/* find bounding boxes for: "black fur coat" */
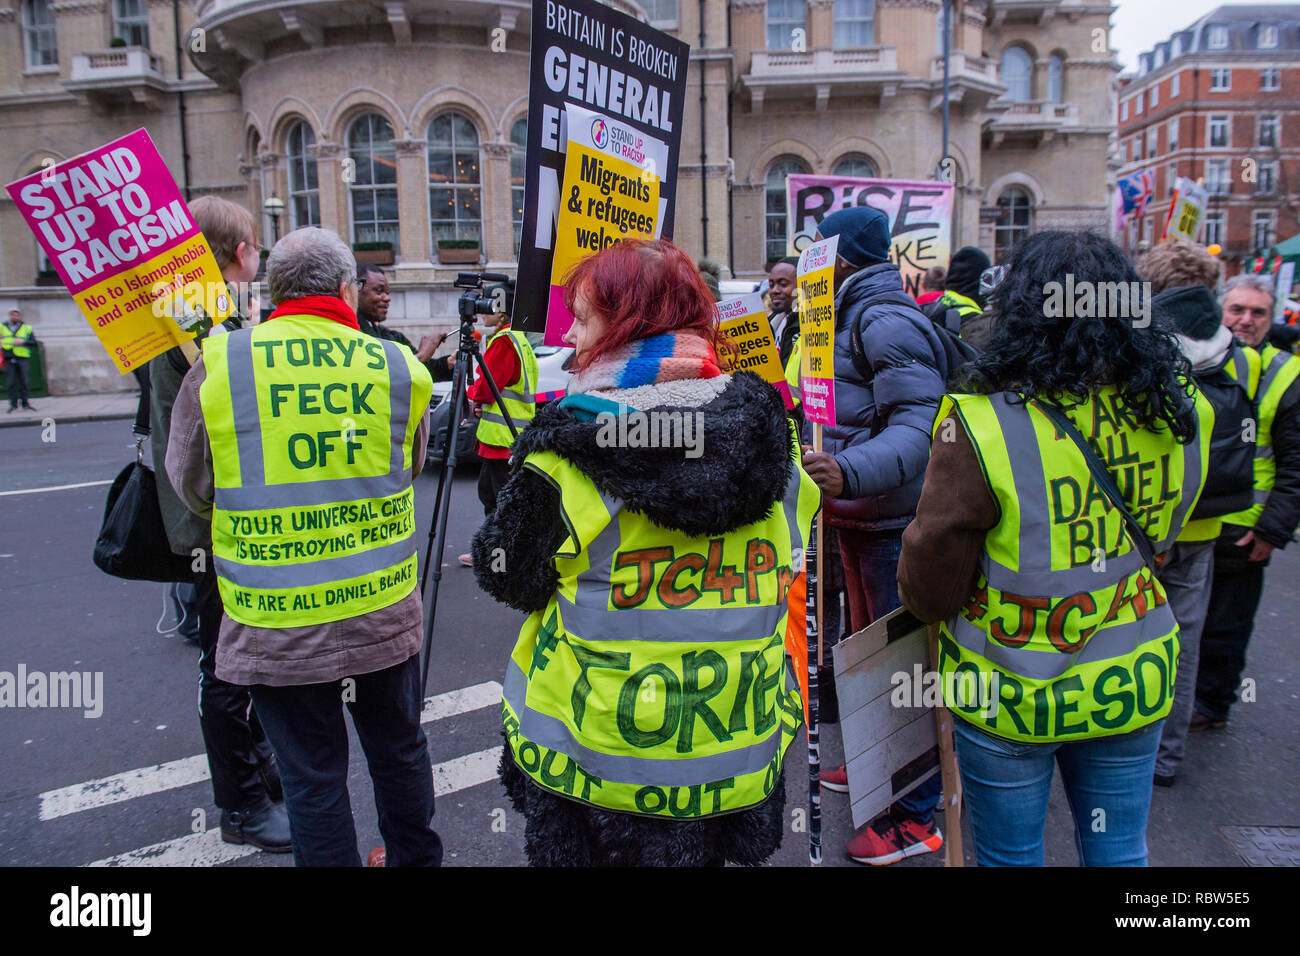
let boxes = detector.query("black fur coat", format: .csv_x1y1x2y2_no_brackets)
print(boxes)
472,370,798,866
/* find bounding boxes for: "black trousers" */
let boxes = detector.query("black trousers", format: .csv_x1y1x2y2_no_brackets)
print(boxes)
5,356,29,407
477,457,511,516
1195,558,1267,722
195,567,276,813
250,654,443,867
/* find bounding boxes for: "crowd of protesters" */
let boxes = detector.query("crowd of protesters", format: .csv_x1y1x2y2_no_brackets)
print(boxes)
138,181,1297,868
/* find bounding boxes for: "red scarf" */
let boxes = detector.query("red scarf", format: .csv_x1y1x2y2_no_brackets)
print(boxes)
266,295,359,330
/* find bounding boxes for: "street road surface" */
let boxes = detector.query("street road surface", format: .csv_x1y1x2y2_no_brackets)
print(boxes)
1,421,1294,866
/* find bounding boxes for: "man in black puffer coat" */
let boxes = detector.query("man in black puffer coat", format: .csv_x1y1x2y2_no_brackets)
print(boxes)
799,206,952,865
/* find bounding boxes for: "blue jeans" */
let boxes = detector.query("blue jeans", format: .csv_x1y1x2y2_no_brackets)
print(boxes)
249,654,444,867
953,717,1164,866
838,526,942,824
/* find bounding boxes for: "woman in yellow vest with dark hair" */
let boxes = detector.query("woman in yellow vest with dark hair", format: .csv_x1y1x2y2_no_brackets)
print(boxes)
472,239,819,866
898,231,1212,866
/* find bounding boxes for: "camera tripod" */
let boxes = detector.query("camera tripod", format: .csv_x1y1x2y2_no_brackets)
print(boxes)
418,273,519,693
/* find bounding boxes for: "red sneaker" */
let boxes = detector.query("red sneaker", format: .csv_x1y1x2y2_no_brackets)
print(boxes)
820,765,849,793
367,847,387,867
846,814,943,866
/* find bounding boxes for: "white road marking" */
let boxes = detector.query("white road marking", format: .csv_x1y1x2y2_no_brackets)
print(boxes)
89,827,262,868
87,746,503,867
40,681,503,821
0,479,113,497
432,746,501,796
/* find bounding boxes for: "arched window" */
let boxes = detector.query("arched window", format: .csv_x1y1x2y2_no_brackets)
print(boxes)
112,0,149,47
510,118,528,256
1000,47,1033,102
21,0,57,67
832,154,878,179
765,156,809,265
994,187,1032,263
428,111,482,245
833,0,874,48
286,121,320,229
1047,54,1065,103
766,0,806,50
348,113,399,247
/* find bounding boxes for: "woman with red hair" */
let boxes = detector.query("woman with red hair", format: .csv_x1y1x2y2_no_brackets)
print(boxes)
472,239,819,866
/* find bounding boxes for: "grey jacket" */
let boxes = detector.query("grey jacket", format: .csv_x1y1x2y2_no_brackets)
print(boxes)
817,263,949,529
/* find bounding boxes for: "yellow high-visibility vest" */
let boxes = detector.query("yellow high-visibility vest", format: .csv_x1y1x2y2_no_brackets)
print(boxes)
1,323,34,358
199,313,432,627
475,327,538,449
1219,343,1300,528
935,387,1211,742
502,422,821,818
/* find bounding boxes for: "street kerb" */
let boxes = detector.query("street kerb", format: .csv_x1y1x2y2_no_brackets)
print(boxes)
833,607,965,867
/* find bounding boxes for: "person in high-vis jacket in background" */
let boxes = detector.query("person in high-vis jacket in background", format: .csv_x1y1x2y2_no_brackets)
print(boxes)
1136,240,1260,788
1196,274,1300,732
167,226,442,867
472,239,819,866
3,308,37,412
898,231,1211,867
458,292,538,567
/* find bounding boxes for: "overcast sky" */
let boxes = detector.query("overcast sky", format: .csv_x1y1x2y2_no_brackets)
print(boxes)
1110,0,1296,71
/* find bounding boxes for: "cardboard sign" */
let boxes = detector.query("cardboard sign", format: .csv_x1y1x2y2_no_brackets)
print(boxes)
514,0,689,337
716,292,792,408
543,103,667,344
833,607,942,829
786,175,954,298
5,129,232,373
1162,177,1208,243
797,235,838,427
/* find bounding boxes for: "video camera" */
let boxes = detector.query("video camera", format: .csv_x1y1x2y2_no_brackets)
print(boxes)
454,271,515,321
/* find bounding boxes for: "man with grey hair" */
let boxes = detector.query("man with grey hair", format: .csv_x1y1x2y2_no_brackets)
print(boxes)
1196,272,1300,732
166,226,443,865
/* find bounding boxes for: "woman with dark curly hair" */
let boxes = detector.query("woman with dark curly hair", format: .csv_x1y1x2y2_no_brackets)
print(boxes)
471,239,820,866
897,231,1213,866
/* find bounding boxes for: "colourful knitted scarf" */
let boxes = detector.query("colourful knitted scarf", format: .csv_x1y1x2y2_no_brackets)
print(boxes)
567,332,721,395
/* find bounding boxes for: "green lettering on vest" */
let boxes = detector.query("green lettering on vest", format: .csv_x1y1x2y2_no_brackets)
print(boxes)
569,643,630,730
617,663,681,748
1090,664,1135,729
989,671,1030,735
677,650,731,753
1051,674,1088,735
667,785,702,818
1133,651,1168,717
634,785,667,813
286,339,309,366
1051,475,1082,522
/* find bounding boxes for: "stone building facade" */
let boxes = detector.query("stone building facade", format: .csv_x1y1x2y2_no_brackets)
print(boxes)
1,0,1117,393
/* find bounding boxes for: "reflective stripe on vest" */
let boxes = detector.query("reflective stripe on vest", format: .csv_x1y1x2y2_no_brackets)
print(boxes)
501,424,820,817
1220,344,1300,527
1,323,34,358
935,388,1211,742
199,315,432,627
475,328,537,448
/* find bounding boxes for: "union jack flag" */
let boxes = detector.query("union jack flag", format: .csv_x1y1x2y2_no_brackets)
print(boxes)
1117,170,1155,223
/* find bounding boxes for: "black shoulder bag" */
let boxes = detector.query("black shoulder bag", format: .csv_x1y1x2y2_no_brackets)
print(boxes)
92,366,195,582
1033,399,1158,571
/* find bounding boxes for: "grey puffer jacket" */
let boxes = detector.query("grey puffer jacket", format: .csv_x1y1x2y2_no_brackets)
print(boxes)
817,263,949,530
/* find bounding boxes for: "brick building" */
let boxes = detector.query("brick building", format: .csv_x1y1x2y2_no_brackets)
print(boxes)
1116,4,1300,275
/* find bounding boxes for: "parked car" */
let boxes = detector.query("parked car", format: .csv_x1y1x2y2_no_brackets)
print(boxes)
425,381,479,469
